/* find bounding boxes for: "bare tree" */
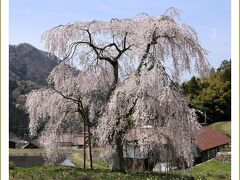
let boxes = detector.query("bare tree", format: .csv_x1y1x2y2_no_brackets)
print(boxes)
25,62,111,168
39,8,209,171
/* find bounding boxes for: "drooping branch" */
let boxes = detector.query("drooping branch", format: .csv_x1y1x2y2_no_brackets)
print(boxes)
25,62,111,165
137,28,177,74
42,7,209,81
97,62,201,168
38,8,209,171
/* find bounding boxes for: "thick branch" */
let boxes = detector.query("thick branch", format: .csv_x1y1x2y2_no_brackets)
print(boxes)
137,30,176,74
64,29,131,67
55,89,79,103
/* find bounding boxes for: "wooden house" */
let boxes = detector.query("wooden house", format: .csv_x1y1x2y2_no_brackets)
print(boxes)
59,133,86,148
123,127,177,171
123,126,231,171
194,126,231,163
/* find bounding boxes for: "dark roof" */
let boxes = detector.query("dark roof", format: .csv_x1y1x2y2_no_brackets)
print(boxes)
124,126,231,152
21,139,41,149
22,142,39,149
195,126,231,151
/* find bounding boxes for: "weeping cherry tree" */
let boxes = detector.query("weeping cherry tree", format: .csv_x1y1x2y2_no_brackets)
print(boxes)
97,62,202,171
25,62,112,167
39,8,209,171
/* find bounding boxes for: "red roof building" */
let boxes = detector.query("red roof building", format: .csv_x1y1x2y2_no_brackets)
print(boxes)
194,126,230,163
195,126,230,151
123,126,231,167
59,133,86,147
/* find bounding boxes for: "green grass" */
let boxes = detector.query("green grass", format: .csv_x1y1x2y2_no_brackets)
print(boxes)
10,165,195,180
69,149,109,169
9,148,44,156
175,159,231,180
10,149,231,179
209,121,231,136
9,160,231,180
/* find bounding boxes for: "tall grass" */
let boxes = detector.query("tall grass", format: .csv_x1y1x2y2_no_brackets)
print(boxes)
209,121,231,136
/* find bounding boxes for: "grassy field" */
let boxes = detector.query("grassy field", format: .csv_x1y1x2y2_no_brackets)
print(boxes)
70,149,109,169
209,121,231,136
9,159,230,179
175,159,231,180
10,165,195,180
9,148,44,156
10,149,231,179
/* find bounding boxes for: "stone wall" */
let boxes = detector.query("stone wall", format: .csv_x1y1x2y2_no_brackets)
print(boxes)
215,152,231,163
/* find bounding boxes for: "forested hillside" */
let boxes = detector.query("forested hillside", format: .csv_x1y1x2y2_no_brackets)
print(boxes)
181,60,231,123
9,43,58,137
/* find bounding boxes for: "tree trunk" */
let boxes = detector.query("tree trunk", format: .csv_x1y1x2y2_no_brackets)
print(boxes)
83,121,86,169
112,135,125,172
106,62,126,171
108,62,118,98
108,62,125,172
87,122,93,169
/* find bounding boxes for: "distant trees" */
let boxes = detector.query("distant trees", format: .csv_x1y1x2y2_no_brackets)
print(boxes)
181,60,231,123
26,8,210,171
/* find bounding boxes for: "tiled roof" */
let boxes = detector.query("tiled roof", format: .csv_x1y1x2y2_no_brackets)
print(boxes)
124,126,231,152
195,126,231,151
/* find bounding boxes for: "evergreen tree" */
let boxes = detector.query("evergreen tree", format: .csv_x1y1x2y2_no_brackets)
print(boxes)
182,60,231,123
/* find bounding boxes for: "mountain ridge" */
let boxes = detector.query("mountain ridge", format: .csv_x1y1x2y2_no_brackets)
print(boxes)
9,43,58,137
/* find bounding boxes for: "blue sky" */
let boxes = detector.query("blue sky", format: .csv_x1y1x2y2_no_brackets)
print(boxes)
10,0,231,73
